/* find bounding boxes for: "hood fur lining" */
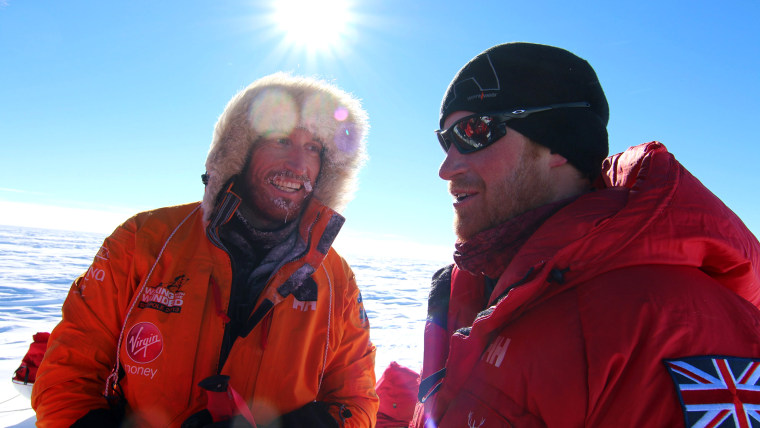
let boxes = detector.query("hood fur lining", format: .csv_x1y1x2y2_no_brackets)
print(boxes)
202,72,369,220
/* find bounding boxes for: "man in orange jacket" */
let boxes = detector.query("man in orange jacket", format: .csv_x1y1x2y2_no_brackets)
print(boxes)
413,42,760,427
32,73,378,427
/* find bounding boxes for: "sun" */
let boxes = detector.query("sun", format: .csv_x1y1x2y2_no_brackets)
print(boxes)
272,0,353,53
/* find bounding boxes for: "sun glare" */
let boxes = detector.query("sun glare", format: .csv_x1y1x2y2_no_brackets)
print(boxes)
272,0,352,53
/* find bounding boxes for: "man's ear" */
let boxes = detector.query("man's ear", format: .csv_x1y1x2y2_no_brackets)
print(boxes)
548,152,569,168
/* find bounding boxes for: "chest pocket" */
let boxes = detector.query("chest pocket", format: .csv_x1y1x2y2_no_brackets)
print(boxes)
119,269,218,426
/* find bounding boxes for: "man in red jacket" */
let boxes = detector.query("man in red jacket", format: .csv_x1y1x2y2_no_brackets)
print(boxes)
412,42,760,427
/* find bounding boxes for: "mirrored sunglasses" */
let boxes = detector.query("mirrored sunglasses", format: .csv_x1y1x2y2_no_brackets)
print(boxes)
436,102,591,154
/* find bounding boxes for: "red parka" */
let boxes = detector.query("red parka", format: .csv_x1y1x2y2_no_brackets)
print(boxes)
412,142,760,427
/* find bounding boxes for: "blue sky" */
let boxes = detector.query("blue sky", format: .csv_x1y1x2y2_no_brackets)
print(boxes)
1,0,759,260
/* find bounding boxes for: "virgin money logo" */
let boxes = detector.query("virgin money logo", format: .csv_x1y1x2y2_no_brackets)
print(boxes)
126,322,163,363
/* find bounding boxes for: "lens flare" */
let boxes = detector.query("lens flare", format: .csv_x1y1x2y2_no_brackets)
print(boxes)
334,122,357,153
301,91,338,132
249,89,298,137
334,106,349,121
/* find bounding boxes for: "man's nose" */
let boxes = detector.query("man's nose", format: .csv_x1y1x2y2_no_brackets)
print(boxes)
439,145,467,180
284,146,309,174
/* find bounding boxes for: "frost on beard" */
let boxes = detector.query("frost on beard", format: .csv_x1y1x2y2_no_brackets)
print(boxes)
273,197,294,224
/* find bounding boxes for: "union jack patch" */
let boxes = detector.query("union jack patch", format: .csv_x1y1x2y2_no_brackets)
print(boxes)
664,355,760,428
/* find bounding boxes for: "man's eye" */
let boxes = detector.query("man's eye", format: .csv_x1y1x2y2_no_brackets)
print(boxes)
277,138,290,145
307,143,323,153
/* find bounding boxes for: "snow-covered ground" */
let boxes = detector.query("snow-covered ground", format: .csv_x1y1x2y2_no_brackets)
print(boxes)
0,225,447,426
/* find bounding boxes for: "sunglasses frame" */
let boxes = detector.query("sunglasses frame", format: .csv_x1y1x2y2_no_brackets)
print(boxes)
436,101,591,154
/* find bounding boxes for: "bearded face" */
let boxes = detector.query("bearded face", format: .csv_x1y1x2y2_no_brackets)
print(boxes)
237,128,323,230
439,112,556,242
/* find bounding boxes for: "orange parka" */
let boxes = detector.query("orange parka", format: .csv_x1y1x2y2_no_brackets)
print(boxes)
32,192,378,427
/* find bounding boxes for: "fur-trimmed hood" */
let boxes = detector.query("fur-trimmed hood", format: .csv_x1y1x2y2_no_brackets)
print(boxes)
202,72,369,221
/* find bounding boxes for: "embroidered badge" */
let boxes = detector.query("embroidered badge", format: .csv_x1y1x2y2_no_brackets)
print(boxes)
664,355,760,427
138,274,187,313
357,292,369,329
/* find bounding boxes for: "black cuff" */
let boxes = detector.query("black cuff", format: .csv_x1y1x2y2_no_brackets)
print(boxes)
70,408,120,428
266,401,340,428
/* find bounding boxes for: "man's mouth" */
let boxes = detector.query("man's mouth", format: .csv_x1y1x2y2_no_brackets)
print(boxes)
454,192,472,202
270,177,302,192
268,173,313,194
450,180,478,204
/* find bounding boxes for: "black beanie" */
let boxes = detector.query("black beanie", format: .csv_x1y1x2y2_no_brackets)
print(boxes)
440,42,609,179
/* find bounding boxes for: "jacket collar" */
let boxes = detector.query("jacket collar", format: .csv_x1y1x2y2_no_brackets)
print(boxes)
453,198,573,279
206,180,345,299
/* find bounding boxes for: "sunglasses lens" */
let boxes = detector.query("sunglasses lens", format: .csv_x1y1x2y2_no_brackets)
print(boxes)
452,116,494,153
438,114,508,154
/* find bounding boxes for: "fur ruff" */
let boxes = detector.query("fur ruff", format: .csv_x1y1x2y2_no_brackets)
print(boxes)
202,72,369,220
